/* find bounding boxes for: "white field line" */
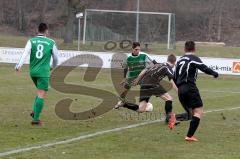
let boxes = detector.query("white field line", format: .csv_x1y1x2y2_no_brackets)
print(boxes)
1,106,240,157
201,90,240,94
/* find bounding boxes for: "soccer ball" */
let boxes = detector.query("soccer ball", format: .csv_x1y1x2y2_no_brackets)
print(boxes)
145,102,153,112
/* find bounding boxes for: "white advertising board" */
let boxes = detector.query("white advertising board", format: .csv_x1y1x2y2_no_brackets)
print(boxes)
0,47,240,75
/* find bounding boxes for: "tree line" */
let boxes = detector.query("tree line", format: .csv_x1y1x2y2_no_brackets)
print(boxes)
0,0,240,45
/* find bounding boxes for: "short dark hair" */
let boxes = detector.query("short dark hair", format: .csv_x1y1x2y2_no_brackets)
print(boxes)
132,42,140,49
167,54,176,64
38,23,48,33
185,41,195,52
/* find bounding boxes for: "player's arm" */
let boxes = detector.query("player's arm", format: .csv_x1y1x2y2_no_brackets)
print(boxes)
145,54,157,66
119,59,128,86
132,58,154,86
121,57,128,78
15,40,31,71
193,57,218,78
51,43,59,69
123,67,128,78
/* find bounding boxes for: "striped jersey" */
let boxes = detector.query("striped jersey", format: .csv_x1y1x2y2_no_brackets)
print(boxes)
141,63,174,84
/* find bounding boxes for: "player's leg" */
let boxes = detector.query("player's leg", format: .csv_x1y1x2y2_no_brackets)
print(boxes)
185,107,203,141
175,112,192,121
121,85,151,112
122,102,139,111
30,96,38,118
122,100,149,112
160,93,176,129
120,78,132,99
33,89,47,121
120,88,129,100
30,77,38,118
115,87,130,109
172,91,192,128
160,93,173,121
115,80,131,109
177,90,192,121
138,101,148,112
185,87,203,141
175,105,192,121
137,85,151,112
31,77,49,125
157,81,174,124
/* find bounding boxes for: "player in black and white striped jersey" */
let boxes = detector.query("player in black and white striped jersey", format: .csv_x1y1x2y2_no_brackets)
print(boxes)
120,54,178,129
174,41,219,141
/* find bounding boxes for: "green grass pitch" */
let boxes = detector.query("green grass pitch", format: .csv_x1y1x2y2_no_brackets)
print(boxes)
0,64,240,159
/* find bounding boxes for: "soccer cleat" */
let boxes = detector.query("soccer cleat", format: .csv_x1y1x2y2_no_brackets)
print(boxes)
168,113,176,130
166,113,180,126
31,120,42,126
114,97,125,109
114,101,124,109
185,136,199,142
30,111,34,119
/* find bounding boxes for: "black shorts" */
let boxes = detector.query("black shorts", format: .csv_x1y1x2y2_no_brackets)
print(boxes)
139,84,167,102
178,84,203,109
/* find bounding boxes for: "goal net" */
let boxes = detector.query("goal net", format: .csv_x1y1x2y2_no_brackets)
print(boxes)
83,9,176,50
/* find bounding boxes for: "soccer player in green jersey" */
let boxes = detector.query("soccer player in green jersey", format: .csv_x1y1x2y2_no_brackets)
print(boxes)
119,54,179,129
115,42,155,108
15,23,59,126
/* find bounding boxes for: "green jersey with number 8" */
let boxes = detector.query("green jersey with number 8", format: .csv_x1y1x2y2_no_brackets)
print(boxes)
29,36,56,77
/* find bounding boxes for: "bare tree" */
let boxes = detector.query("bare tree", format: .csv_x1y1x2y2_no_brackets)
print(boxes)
16,0,25,31
0,0,4,24
39,0,48,22
64,0,87,43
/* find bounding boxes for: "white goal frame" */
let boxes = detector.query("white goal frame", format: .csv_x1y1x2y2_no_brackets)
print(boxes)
83,9,175,49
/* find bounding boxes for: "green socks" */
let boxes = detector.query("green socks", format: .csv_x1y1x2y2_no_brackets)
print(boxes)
32,96,38,111
33,96,44,121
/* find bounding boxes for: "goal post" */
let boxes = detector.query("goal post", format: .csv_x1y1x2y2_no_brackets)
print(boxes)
83,9,175,49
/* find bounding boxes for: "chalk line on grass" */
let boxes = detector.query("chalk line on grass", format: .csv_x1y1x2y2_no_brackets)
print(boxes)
1,106,240,157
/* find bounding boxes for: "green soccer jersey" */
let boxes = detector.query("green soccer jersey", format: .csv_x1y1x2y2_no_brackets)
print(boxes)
29,35,56,77
124,52,152,80
15,35,59,77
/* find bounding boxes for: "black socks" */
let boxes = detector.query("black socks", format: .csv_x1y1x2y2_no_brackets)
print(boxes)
123,102,139,111
187,116,200,137
165,100,173,115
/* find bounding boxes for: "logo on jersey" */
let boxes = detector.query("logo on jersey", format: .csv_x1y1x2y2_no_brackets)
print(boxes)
232,62,240,73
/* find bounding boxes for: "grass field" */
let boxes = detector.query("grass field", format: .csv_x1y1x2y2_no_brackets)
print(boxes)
1,64,240,159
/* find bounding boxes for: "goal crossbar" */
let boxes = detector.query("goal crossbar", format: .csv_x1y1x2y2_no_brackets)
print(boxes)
85,9,173,16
